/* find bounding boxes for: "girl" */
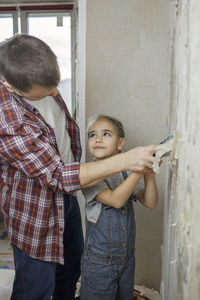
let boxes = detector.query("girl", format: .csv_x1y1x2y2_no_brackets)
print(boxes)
80,115,158,300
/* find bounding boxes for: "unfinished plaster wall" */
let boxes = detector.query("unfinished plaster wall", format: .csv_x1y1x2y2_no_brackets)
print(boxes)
86,0,170,290
161,1,200,299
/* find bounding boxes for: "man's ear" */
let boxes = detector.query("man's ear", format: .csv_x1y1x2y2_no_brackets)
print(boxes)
118,137,125,152
4,81,15,93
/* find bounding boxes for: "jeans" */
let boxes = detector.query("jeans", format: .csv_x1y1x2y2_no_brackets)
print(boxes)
53,194,84,300
80,197,136,300
11,194,84,300
81,249,135,300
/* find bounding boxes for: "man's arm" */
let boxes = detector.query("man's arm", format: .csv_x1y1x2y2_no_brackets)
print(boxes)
95,172,142,209
79,145,156,188
0,105,156,193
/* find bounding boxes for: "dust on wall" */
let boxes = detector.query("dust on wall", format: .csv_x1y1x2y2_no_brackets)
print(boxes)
161,1,200,299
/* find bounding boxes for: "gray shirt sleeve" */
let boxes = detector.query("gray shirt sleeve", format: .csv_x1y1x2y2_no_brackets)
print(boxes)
82,181,108,205
82,181,108,223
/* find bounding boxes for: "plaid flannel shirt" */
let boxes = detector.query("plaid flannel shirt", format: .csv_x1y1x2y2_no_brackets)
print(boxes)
0,81,81,264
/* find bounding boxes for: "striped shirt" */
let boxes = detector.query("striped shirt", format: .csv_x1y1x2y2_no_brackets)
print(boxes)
0,81,81,264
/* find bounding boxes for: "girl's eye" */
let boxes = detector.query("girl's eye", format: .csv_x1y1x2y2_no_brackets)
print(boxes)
88,133,95,138
104,132,111,136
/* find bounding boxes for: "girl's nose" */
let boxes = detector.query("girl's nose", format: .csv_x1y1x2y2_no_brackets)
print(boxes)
95,136,103,143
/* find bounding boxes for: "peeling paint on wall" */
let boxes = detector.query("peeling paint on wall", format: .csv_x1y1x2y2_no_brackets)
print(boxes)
162,1,200,299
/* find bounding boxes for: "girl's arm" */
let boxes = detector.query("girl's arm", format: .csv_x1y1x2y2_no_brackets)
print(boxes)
135,173,158,209
95,172,143,209
79,145,157,188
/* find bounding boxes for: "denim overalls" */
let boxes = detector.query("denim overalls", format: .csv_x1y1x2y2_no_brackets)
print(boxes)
81,173,136,300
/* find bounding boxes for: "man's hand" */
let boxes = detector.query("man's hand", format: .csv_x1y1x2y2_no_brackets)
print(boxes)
124,144,157,173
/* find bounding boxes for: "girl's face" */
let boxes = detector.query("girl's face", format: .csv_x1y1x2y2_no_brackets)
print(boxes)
88,118,125,160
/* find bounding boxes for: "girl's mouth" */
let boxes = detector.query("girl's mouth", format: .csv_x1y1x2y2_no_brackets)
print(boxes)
94,146,105,149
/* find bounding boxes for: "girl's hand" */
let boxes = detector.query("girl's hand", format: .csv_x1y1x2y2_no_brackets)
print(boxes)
144,171,156,178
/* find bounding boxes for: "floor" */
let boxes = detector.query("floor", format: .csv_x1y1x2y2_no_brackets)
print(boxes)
134,285,161,300
0,221,15,300
0,269,15,300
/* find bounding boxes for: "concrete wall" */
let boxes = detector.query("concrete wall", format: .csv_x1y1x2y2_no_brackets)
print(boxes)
86,0,170,290
161,1,200,299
